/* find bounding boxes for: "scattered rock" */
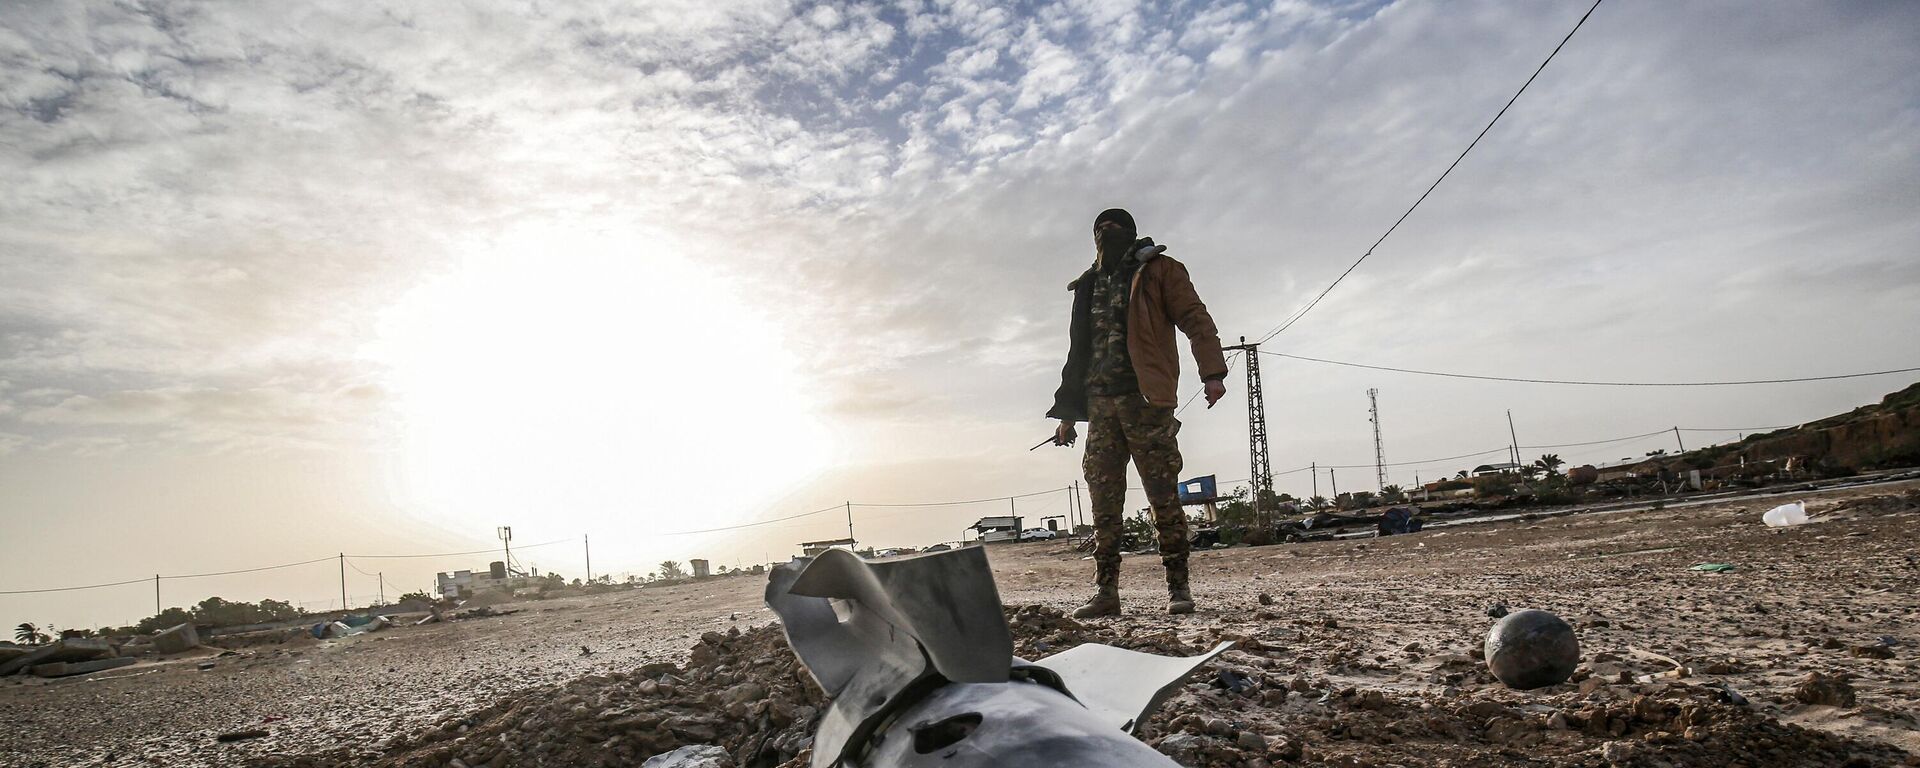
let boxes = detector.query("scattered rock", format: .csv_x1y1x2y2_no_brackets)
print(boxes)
1791,672,1856,707
642,744,733,768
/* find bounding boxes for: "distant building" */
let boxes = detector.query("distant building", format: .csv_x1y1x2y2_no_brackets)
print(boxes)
800,538,857,557
1592,458,1661,483
968,516,1022,543
690,559,710,578
435,561,538,599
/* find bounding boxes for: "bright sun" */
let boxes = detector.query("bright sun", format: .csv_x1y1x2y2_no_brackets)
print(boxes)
368,224,832,550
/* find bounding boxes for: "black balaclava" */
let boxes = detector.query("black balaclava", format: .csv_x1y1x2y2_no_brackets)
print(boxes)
1093,208,1137,266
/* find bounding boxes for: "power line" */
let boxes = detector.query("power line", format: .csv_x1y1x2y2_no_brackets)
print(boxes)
167,556,337,580
1521,429,1671,449
1261,350,1920,387
346,538,573,559
0,577,151,596
853,488,1064,508
1321,447,1512,470
1255,0,1607,344
649,504,848,536
0,556,336,596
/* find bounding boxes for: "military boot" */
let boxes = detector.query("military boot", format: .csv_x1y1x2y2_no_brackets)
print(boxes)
1166,586,1195,615
1165,559,1195,614
1072,588,1121,619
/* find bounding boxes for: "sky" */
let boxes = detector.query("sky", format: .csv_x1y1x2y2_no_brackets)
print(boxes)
2,0,1917,631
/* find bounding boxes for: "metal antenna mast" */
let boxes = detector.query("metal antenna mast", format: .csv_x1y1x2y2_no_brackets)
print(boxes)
1368,388,1386,490
1223,337,1273,528
497,526,519,577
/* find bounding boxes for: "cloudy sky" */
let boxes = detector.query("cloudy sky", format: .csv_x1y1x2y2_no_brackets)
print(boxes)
3,0,1916,630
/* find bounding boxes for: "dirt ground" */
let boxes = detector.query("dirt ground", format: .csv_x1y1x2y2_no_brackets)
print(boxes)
3,480,1917,767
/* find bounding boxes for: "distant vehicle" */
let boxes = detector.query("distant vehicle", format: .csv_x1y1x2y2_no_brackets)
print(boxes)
873,548,902,558
1018,528,1057,541
923,543,953,552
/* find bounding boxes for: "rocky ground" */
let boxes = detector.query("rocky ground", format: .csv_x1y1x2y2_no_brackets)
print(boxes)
3,480,1917,767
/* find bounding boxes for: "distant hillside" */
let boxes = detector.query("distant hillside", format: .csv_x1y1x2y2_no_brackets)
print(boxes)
1705,381,1920,471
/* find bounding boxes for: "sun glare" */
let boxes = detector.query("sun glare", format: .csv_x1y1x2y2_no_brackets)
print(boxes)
367,225,833,548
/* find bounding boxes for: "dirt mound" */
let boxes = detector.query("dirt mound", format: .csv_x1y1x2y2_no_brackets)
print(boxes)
252,604,1912,768
250,622,825,768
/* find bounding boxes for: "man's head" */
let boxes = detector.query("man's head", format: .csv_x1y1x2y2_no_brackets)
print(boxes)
1093,208,1136,258
1094,208,1135,234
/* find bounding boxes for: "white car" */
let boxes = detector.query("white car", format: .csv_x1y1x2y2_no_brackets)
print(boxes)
1018,528,1058,541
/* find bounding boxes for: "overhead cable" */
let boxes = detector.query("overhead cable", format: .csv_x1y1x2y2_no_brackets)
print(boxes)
1262,350,1920,387
1255,0,1607,343
348,538,573,559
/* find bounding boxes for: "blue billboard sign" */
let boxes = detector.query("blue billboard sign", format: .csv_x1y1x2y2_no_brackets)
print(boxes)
1177,475,1218,504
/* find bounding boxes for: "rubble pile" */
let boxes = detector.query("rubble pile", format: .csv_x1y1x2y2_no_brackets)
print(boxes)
253,624,827,768
254,598,1914,768
1134,666,1912,767
0,638,133,679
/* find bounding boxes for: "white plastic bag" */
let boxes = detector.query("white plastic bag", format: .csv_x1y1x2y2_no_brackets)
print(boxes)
1762,501,1809,527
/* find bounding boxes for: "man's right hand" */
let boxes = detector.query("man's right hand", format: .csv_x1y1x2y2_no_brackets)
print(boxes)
1054,420,1078,447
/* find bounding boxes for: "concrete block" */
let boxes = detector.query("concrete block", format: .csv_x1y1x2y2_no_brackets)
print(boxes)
152,623,201,654
0,638,115,676
28,656,137,678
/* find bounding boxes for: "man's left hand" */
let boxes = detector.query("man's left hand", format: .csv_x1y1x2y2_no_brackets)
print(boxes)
1203,378,1227,408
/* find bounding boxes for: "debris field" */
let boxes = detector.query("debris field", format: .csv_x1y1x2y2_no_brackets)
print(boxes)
2,481,1916,767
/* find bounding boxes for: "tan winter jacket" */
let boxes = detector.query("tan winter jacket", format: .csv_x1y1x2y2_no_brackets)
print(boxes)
1048,242,1229,421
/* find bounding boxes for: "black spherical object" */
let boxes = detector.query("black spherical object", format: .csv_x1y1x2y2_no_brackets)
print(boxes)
1484,609,1579,690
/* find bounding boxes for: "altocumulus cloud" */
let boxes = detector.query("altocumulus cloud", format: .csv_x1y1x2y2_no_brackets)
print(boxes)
0,0,1915,467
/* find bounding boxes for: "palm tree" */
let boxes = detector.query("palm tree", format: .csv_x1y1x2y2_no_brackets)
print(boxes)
658,561,685,580
14,622,50,645
1306,495,1328,510
1534,454,1565,476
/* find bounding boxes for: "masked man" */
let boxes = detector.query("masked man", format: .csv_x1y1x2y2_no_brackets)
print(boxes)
1048,208,1228,617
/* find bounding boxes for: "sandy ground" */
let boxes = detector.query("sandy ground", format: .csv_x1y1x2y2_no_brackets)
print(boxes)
3,479,1917,767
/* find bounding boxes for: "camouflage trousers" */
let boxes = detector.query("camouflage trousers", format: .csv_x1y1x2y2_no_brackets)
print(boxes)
1084,393,1191,597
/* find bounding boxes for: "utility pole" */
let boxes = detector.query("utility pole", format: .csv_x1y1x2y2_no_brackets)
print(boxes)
154,574,161,614
378,572,386,605
1672,427,1686,453
1506,410,1522,468
1330,468,1339,500
584,534,593,583
1368,388,1386,491
338,553,347,611
1310,462,1318,500
845,502,854,545
1073,481,1088,531
498,526,515,576
1222,336,1273,529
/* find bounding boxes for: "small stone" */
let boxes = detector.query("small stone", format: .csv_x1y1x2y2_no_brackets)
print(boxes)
641,744,732,768
1236,731,1265,751
1791,672,1856,707
1258,593,1274,606
1850,644,1895,660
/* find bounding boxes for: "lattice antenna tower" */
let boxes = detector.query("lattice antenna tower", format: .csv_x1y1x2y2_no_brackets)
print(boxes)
1224,337,1273,525
1368,388,1387,490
